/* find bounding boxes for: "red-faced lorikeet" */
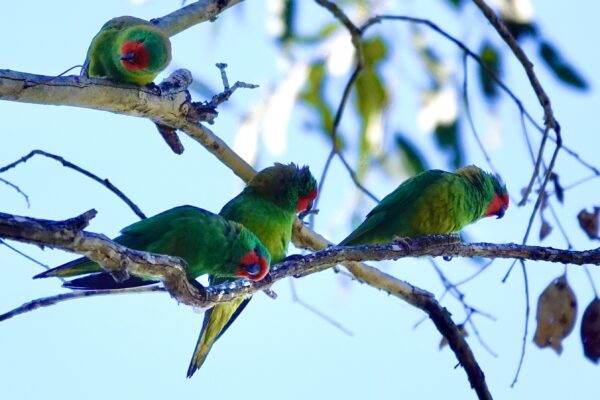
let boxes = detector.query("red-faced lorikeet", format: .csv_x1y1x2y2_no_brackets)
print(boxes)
35,206,271,287
186,163,318,377
339,165,509,246
83,16,171,86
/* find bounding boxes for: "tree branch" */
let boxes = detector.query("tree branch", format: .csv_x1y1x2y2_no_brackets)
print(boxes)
0,70,191,126
0,210,206,307
152,0,243,37
3,210,599,307
13,210,600,399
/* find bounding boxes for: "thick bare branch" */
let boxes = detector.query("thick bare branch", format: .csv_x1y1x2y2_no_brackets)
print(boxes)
3,210,599,309
153,0,243,37
0,70,189,126
0,210,206,308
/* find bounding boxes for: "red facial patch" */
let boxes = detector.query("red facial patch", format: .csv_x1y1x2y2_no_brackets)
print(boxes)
237,252,269,282
296,189,318,212
120,41,150,71
485,193,509,218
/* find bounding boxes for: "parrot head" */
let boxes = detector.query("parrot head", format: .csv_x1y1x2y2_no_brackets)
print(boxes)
295,166,318,213
456,165,509,219
236,244,270,281
117,26,171,78
247,163,318,214
120,40,150,71
484,174,509,219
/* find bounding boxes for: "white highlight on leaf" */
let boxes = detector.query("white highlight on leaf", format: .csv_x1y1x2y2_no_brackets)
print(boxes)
366,110,384,156
266,0,285,37
233,64,309,159
495,0,534,23
262,64,308,156
417,85,458,132
485,112,503,151
326,35,355,77
233,106,262,165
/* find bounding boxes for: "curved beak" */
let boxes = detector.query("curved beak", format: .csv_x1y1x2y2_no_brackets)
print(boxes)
245,263,260,276
121,52,136,63
496,206,507,219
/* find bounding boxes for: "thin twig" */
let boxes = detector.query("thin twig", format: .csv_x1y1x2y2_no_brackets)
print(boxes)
583,266,598,298
361,14,597,178
0,177,30,207
337,153,380,203
461,54,499,176
288,279,353,336
0,286,165,322
519,128,550,207
0,150,146,220
453,260,494,288
511,260,531,387
0,239,65,283
430,259,497,357
466,317,498,358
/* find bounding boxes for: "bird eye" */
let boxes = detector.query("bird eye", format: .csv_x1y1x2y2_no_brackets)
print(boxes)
245,263,260,276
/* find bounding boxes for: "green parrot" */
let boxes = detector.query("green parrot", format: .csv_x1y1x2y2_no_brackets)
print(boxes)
186,163,318,378
34,206,271,288
339,165,509,246
83,16,172,86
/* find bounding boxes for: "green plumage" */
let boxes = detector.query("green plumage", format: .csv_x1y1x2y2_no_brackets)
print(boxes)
339,166,508,246
83,16,171,85
186,163,317,378
35,206,271,287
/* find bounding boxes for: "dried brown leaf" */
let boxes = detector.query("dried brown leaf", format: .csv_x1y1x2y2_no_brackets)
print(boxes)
550,172,564,203
577,207,600,240
533,275,577,354
539,219,553,241
581,298,600,363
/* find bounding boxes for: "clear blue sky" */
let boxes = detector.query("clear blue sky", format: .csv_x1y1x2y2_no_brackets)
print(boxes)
1,1,599,399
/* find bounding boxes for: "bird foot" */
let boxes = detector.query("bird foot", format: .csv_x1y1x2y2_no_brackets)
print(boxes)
261,272,274,285
188,279,207,299
145,82,162,96
446,233,461,244
281,253,305,263
392,236,413,252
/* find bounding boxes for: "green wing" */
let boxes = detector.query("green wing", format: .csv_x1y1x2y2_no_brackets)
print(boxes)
339,170,448,245
35,206,231,280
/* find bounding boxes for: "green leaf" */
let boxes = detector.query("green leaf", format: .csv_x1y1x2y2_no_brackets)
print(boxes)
394,133,429,175
539,40,589,90
355,37,389,177
478,41,502,103
299,62,336,145
278,0,296,44
445,0,465,8
502,20,538,40
411,28,445,87
434,119,463,169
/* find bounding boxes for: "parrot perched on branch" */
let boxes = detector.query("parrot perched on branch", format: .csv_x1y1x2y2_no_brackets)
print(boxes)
186,163,318,378
339,165,509,246
34,206,271,287
83,16,172,86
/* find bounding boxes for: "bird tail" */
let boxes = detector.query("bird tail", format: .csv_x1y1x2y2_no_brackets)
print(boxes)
62,272,157,290
186,297,251,378
33,257,101,279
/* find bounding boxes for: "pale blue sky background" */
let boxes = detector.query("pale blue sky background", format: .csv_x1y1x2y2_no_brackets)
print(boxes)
1,1,600,399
